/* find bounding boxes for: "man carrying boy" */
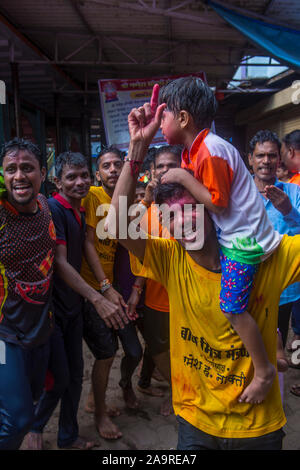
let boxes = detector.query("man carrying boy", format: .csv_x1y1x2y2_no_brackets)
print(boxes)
156,77,283,404
25,151,126,450
106,89,300,449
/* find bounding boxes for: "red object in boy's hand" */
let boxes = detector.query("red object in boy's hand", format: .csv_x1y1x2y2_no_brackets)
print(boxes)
150,84,160,115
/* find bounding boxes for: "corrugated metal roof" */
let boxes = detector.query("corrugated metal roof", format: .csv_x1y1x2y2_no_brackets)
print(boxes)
0,0,298,116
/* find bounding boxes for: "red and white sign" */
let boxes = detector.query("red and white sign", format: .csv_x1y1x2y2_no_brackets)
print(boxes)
98,72,206,150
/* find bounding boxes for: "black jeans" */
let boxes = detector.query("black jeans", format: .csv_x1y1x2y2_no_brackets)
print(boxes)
31,314,84,448
137,344,156,389
0,340,50,450
177,416,285,450
278,301,294,347
83,299,142,390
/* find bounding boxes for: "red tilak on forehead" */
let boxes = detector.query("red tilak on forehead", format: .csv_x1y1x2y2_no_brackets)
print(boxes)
166,195,196,208
4,149,36,162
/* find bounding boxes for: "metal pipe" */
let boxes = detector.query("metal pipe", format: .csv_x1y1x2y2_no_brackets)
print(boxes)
10,62,22,138
15,60,289,67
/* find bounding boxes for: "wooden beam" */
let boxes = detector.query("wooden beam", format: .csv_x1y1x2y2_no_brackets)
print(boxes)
10,62,21,137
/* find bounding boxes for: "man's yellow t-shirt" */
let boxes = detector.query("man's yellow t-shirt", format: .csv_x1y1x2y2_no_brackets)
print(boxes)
130,234,300,439
141,204,170,312
81,186,118,288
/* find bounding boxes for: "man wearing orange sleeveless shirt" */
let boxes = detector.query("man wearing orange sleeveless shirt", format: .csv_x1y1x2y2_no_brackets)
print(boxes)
136,145,182,415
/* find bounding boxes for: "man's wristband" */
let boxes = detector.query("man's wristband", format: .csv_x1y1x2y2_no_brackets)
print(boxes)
99,278,112,294
124,155,144,163
124,156,143,177
132,284,143,295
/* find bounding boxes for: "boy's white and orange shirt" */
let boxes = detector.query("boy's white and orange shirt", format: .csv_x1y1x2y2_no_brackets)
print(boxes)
130,234,300,438
181,129,282,264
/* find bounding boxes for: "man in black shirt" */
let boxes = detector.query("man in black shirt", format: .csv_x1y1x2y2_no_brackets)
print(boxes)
0,138,56,450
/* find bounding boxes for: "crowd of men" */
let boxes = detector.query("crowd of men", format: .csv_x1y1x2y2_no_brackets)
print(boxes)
0,78,300,451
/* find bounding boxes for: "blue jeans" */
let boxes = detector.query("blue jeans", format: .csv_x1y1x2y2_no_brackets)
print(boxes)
31,314,83,448
177,416,285,450
0,340,50,450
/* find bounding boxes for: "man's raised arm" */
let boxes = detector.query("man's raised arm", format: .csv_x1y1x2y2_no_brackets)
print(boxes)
107,85,166,260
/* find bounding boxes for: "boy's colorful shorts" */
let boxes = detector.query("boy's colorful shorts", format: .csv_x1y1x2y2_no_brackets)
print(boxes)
219,251,259,315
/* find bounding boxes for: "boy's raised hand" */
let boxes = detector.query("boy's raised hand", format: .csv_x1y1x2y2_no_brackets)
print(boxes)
128,84,166,149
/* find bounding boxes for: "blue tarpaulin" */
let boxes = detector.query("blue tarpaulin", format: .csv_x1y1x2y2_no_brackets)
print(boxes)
208,1,300,70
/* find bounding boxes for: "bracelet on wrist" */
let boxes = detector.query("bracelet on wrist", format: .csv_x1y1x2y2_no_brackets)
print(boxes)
100,284,111,294
124,156,144,163
99,278,112,294
124,157,143,177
